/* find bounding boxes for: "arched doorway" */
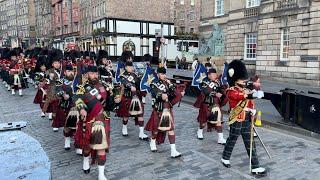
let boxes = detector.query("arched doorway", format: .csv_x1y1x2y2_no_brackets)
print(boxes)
123,39,135,56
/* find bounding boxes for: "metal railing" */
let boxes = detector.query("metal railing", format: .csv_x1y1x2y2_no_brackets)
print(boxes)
276,0,298,10
244,7,260,17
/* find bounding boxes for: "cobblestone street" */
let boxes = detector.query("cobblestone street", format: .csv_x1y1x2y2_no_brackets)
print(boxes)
1,86,320,180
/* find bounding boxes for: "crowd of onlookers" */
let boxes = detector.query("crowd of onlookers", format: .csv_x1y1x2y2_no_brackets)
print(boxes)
175,56,215,71
175,56,189,70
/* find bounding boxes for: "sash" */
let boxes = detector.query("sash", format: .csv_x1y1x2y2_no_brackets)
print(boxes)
228,99,249,125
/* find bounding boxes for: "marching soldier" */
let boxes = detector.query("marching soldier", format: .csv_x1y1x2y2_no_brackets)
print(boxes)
193,67,227,144
116,61,148,139
43,50,63,124
33,55,49,117
221,60,267,176
145,64,186,157
8,49,27,96
73,65,110,180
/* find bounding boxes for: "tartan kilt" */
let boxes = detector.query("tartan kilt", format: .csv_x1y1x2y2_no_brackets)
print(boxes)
9,74,27,89
52,107,68,128
145,109,175,132
116,96,144,117
74,120,85,149
197,103,221,131
33,89,44,104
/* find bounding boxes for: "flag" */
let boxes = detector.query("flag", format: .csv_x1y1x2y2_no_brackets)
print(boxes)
192,63,208,90
192,62,201,86
220,62,229,86
140,65,158,93
115,61,125,83
72,75,81,94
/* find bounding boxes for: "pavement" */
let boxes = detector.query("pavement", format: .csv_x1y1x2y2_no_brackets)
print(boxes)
1,80,320,180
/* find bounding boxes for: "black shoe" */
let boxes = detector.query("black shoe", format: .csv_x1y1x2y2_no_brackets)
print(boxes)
171,154,182,158
122,134,128,137
83,169,90,174
221,158,231,168
65,147,70,151
197,137,204,140
139,137,149,141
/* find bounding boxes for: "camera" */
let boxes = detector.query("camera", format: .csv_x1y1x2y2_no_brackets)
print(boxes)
245,80,254,90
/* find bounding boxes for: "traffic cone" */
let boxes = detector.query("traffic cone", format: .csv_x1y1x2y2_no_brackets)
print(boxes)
255,111,262,127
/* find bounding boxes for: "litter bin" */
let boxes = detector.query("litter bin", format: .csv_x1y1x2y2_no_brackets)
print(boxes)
295,92,320,134
280,88,300,123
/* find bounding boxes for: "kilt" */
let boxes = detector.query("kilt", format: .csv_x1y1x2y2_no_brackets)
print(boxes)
75,114,110,151
33,89,46,109
116,96,144,117
52,107,69,128
9,74,27,89
45,99,59,113
145,109,175,144
197,103,222,131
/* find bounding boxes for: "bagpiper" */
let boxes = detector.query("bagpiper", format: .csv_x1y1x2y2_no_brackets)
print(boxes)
145,64,186,157
33,53,49,117
221,60,267,176
73,65,110,180
117,61,148,140
43,49,63,125
8,49,27,96
193,67,227,144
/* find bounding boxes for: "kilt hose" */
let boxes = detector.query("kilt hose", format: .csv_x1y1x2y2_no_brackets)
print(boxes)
222,114,260,169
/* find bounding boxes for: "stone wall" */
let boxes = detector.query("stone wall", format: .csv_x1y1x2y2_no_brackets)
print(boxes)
106,0,173,23
200,0,320,86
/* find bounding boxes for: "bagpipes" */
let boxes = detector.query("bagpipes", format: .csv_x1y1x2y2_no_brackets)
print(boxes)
42,79,63,112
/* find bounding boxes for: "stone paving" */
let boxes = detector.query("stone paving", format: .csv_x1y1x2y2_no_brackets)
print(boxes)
1,85,320,180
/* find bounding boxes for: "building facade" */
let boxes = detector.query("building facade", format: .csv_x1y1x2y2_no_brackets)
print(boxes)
0,0,36,48
51,0,80,50
35,0,52,47
200,0,320,86
89,0,175,59
173,0,201,36
79,0,93,51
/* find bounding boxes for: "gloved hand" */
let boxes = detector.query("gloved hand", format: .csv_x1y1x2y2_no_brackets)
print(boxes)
252,90,264,99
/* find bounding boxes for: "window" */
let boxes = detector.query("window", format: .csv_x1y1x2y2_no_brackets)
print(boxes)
189,11,195,21
280,28,290,60
215,0,224,16
180,26,185,33
190,28,194,33
191,0,195,6
180,0,184,5
246,0,260,8
179,11,184,20
244,33,257,60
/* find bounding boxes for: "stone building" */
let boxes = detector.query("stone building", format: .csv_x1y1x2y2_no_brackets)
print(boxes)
35,0,52,47
51,0,80,50
79,0,94,51
173,0,201,35
88,0,175,59
0,0,36,48
200,0,320,86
